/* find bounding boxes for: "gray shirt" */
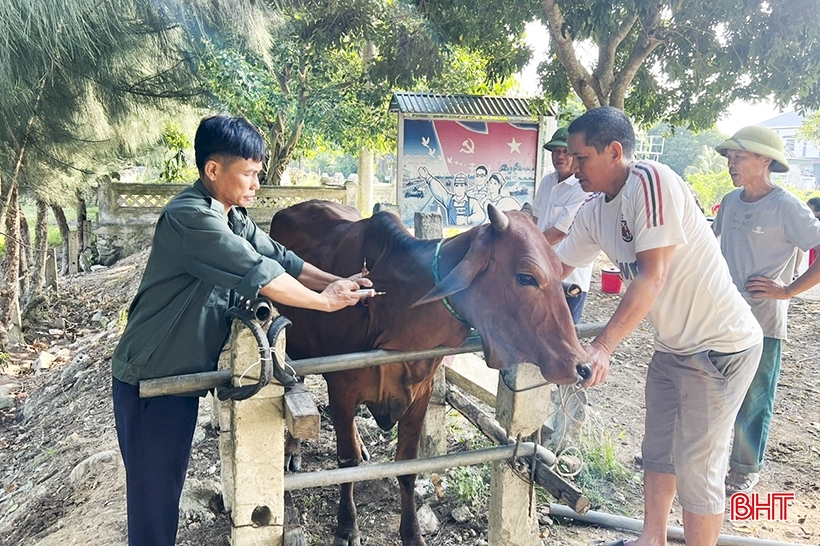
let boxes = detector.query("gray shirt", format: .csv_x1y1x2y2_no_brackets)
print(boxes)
713,186,820,339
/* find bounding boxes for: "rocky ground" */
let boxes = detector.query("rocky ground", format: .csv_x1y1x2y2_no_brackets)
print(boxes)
1,249,818,546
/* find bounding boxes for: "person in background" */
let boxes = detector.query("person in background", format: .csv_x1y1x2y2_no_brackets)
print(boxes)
532,126,593,324
112,114,371,546
468,163,491,205
419,166,485,226
558,107,762,546
713,126,820,494
484,171,521,212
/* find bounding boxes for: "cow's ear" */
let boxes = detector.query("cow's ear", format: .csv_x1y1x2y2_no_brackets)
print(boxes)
412,238,490,307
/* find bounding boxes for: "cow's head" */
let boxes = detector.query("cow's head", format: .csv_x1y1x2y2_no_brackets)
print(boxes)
415,205,591,385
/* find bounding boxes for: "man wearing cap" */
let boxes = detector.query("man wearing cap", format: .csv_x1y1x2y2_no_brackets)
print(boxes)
713,126,820,493
532,126,593,323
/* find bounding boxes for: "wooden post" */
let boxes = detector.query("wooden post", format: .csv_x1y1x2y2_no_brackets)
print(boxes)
67,231,80,274
45,249,58,291
220,316,286,546
414,212,447,459
488,363,553,546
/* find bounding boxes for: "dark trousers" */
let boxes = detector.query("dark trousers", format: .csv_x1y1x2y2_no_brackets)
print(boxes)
113,377,199,546
565,290,587,325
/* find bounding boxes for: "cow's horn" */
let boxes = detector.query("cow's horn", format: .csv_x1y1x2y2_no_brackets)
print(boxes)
487,204,509,232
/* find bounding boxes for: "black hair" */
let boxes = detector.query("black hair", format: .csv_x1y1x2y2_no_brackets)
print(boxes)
808,196,820,214
475,164,488,175
488,172,506,186
194,114,266,173
568,107,635,159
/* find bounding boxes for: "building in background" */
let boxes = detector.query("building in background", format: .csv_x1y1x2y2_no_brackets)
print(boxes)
759,112,819,190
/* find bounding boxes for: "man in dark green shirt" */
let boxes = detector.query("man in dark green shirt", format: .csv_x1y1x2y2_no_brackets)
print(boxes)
112,114,370,546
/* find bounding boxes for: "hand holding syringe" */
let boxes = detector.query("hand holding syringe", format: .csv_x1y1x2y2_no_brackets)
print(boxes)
354,289,386,299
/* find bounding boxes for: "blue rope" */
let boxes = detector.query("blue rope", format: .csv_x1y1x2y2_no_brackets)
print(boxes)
432,239,469,324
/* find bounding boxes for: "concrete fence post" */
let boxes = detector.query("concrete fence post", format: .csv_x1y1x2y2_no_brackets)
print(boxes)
488,363,553,545
218,315,286,546
45,249,58,291
344,180,359,210
67,231,80,274
414,212,448,459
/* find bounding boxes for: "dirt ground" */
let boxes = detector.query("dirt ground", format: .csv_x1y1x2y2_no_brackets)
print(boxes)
1,249,818,546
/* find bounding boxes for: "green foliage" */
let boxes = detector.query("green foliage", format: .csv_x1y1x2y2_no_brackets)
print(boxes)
536,0,820,129
420,46,517,96
196,0,537,184
448,464,491,506
414,0,539,83
650,124,726,177
158,122,196,184
797,111,820,146
733,0,820,114
783,188,820,205
687,169,734,211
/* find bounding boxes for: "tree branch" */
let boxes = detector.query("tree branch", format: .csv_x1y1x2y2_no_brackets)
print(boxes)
595,13,639,99
541,0,599,109
610,5,665,109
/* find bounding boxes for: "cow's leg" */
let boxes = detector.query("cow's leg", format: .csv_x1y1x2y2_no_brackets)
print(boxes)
329,400,363,546
395,388,433,546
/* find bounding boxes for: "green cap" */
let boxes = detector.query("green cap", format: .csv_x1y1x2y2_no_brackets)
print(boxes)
544,127,569,151
715,126,790,173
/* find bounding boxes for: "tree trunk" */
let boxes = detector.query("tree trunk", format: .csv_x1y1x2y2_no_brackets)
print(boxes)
265,114,304,186
18,213,32,308
27,199,49,301
50,204,70,275
76,189,89,251
541,0,664,112
0,183,21,331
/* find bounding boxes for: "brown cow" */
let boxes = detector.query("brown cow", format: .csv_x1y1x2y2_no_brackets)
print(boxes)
270,201,591,546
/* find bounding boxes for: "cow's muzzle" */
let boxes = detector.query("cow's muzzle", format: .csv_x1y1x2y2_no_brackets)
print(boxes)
576,363,592,384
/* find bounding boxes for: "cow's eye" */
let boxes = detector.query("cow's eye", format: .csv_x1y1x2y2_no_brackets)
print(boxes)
516,273,538,287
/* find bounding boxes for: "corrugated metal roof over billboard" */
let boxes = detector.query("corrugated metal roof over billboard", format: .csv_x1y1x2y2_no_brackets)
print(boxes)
389,92,536,118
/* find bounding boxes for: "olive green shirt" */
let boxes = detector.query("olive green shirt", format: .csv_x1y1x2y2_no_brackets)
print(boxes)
112,180,304,385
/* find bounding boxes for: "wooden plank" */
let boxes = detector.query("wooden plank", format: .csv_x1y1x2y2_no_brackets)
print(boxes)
444,353,498,407
446,384,589,515
284,383,320,440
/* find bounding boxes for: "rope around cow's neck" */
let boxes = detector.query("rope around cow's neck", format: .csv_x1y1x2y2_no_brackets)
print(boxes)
432,239,470,324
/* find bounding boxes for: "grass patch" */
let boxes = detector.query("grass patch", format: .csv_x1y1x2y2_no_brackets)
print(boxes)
448,463,491,506
573,430,640,515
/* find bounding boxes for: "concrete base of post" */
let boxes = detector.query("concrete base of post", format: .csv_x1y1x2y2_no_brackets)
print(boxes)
218,319,286,545
419,364,447,458
489,363,552,546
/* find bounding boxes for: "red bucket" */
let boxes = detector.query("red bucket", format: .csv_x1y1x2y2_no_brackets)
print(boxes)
601,266,623,294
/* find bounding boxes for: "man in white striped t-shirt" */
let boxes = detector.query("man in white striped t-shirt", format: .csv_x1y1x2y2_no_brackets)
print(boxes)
556,107,762,546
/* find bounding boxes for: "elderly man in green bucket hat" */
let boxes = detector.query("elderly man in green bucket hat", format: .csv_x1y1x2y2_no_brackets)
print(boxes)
532,126,593,324
713,125,820,493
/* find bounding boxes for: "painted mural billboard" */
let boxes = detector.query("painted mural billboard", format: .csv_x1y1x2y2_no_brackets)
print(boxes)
398,118,541,227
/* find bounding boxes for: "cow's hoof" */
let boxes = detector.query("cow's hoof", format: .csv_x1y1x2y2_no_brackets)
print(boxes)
286,453,302,473
333,534,361,546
